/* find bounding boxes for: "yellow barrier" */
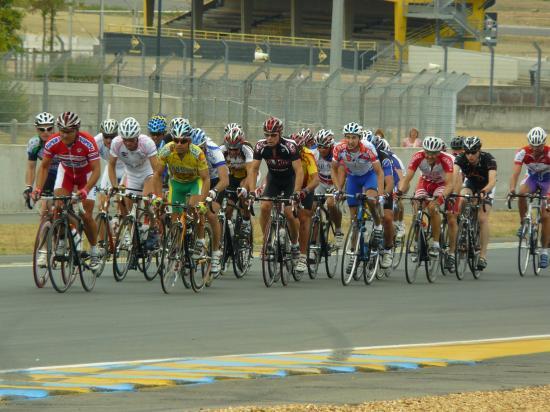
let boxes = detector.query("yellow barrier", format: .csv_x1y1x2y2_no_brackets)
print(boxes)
106,24,377,51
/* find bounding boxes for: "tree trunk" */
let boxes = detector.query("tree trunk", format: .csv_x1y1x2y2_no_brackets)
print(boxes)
41,12,47,62
49,10,55,53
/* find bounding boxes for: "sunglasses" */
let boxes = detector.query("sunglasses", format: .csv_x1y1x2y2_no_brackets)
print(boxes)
59,128,76,134
264,133,278,137
465,150,479,155
123,137,138,143
173,138,190,144
150,132,164,137
38,126,54,132
425,150,440,156
103,134,117,140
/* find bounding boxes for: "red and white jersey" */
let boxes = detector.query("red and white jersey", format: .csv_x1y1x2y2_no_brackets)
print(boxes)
408,151,454,183
110,135,157,175
43,131,99,176
514,146,550,176
332,141,378,177
314,149,333,185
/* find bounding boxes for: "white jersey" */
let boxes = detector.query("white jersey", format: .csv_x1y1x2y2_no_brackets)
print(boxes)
94,133,125,177
110,134,157,176
313,149,333,185
204,138,227,180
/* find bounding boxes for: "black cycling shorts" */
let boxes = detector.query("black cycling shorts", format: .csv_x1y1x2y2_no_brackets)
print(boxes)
264,173,295,199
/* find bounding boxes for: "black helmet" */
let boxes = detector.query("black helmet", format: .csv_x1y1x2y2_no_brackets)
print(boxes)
450,136,464,150
463,136,482,152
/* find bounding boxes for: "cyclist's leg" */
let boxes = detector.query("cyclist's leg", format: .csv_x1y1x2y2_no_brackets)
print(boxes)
281,176,299,245
518,175,535,226
426,183,443,245
75,171,98,247
478,188,494,261
539,180,550,266
260,173,278,238
297,191,314,258
362,172,382,226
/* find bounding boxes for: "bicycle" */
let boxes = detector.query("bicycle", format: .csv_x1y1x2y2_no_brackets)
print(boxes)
31,195,55,288
454,194,484,280
402,196,440,284
307,193,341,279
93,187,123,278
46,195,97,293
508,192,546,277
341,194,381,286
112,191,161,282
257,194,299,287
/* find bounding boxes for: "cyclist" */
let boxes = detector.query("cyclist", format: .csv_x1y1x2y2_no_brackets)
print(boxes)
108,117,162,248
313,129,344,247
24,112,58,213
220,126,254,237
32,111,102,271
94,119,124,196
453,136,497,270
398,136,455,257
291,130,320,273
509,127,550,268
148,115,171,149
191,128,230,275
450,136,464,157
332,122,385,249
250,116,303,260
299,127,317,151
168,117,190,139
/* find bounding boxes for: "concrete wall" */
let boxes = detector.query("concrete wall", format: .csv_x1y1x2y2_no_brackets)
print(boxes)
458,85,550,107
457,105,550,132
0,144,524,213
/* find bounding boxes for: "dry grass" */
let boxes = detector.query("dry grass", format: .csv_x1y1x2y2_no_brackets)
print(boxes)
456,130,527,149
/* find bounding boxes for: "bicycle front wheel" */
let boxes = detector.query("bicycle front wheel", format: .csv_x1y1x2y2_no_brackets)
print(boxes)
33,219,51,288
307,216,322,279
404,222,422,284
324,220,340,279
160,224,184,294
281,225,293,286
469,223,482,280
363,243,379,285
232,218,253,279
517,222,531,277
94,213,110,278
113,216,135,282
190,225,211,292
48,219,78,293
455,220,469,281
262,220,278,287
341,225,360,286
532,222,542,276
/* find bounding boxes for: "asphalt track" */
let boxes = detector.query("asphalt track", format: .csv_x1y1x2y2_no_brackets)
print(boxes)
0,247,549,410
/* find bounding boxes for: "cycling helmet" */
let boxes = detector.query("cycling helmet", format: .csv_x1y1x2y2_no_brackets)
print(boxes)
422,136,443,152
298,128,315,147
463,136,482,152
34,112,55,127
343,122,362,136
191,128,207,146
224,122,242,134
100,118,118,135
450,136,464,150
171,121,193,140
56,111,81,130
263,116,283,134
361,129,374,143
224,127,245,149
169,117,189,133
315,129,335,147
119,117,141,139
375,138,390,152
148,115,167,134
527,126,547,146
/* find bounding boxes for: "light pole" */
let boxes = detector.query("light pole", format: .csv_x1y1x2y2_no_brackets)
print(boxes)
155,0,163,93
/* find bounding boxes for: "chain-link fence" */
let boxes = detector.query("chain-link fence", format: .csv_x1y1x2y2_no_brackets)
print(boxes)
0,50,469,147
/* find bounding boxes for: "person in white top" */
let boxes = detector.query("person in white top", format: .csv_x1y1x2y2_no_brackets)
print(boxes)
95,119,125,189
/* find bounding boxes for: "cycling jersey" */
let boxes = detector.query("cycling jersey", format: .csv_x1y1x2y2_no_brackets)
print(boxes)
220,143,254,180
313,149,333,185
27,136,60,175
454,151,497,190
110,135,157,175
158,142,208,183
332,141,379,176
203,138,226,180
300,147,318,189
43,131,99,176
253,137,300,177
94,133,125,175
408,151,454,183
389,152,405,188
514,146,550,177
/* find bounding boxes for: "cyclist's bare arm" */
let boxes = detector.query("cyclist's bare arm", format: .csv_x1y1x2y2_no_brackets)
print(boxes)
148,155,163,195
25,160,37,187
509,163,523,192
483,170,497,194
84,159,101,193
249,159,261,193
108,155,118,188
243,162,255,191
331,161,345,191
153,161,164,189
292,159,303,192
214,165,230,193
398,168,416,194
198,168,210,201
443,170,454,198
305,172,319,194
452,165,462,194
35,156,52,191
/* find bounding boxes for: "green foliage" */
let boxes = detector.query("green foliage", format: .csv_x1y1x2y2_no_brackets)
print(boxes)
34,56,111,82
0,0,25,52
0,66,29,122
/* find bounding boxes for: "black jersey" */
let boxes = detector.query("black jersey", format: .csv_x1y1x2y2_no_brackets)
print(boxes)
454,151,497,189
253,137,300,177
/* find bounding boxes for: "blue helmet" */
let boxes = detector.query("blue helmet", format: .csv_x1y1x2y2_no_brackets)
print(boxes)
191,128,207,146
148,115,167,134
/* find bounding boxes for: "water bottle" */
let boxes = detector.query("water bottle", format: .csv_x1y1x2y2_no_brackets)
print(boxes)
71,228,82,252
139,223,149,242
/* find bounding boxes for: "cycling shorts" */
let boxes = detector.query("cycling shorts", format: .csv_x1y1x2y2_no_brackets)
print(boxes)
126,171,154,195
54,164,96,201
301,191,314,210
315,182,335,196
264,173,295,199
414,177,445,198
463,179,495,207
345,171,377,207
43,172,56,195
168,178,201,212
521,173,550,195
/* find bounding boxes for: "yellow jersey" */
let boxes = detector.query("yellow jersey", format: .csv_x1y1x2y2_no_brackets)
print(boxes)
301,147,318,189
158,142,208,183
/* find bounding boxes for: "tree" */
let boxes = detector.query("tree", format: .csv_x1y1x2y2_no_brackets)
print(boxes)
29,0,66,53
0,0,24,52
0,66,29,122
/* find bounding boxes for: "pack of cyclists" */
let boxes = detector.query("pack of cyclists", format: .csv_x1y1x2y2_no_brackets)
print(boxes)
23,110,549,290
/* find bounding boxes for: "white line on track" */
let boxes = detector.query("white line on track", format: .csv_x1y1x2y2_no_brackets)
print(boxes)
1,334,549,374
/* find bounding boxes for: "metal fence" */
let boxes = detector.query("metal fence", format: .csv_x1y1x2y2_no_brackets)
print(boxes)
0,50,469,147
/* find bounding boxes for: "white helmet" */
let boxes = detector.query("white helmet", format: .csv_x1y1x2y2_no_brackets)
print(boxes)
527,127,547,146
169,117,190,133
34,112,55,127
422,136,443,152
224,122,242,134
119,117,141,139
100,118,118,135
343,122,362,136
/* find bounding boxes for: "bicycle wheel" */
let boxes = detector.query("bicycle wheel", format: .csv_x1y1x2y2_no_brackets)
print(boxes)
517,221,531,277
363,239,379,285
439,221,449,277
33,219,51,288
137,211,161,282
262,220,278,287
307,216,322,279
469,222,482,280
455,219,469,281
404,222,422,284
341,225,360,286
232,217,253,279
281,225,293,285
532,221,542,276
94,213,109,278
79,254,97,292
113,216,135,281
324,220,339,279
391,228,405,270
48,219,78,293
160,224,184,294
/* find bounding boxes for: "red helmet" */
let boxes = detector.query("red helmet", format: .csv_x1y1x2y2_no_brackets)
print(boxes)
295,128,314,147
56,111,81,130
224,127,245,148
263,116,283,134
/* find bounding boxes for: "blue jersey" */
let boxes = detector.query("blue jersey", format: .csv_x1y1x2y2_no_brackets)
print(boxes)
389,152,404,188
